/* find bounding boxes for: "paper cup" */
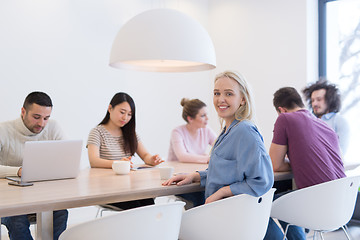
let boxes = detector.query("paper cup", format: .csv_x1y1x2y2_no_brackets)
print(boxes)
159,167,174,180
112,161,130,175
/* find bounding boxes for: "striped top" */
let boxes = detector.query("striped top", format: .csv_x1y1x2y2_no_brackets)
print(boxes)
87,125,137,161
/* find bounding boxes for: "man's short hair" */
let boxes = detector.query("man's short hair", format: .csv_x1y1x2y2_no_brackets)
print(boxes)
273,87,305,111
302,79,341,113
23,92,53,110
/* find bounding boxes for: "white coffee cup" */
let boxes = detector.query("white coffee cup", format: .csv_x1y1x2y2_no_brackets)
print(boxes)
159,167,174,180
112,161,130,175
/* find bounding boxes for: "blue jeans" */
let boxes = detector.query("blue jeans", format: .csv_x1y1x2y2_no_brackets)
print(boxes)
1,209,68,240
263,191,306,240
178,191,205,208
264,217,306,240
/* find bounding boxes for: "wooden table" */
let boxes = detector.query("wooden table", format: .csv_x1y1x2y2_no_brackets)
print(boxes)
0,162,291,239
0,162,208,239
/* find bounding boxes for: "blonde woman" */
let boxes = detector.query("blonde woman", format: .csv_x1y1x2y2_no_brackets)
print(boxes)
163,71,274,204
167,98,216,163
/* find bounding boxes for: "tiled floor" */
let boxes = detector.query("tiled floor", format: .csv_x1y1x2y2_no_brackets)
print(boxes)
2,198,360,240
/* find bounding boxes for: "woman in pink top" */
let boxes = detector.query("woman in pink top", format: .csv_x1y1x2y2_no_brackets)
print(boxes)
168,98,217,163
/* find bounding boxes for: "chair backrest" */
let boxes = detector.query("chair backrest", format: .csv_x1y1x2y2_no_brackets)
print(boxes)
271,175,360,231
179,188,276,240
59,202,185,240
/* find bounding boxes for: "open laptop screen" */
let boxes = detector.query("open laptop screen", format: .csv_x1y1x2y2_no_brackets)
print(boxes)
18,139,83,183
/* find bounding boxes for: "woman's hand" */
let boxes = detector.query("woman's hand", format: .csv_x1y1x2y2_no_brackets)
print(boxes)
162,172,200,186
148,154,164,166
136,142,164,166
205,186,233,204
120,156,133,168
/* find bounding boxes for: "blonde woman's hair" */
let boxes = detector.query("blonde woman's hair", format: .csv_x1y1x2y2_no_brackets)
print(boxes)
214,71,254,122
180,98,206,123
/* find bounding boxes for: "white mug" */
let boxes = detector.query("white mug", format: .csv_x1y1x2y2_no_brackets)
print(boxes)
112,161,130,175
159,167,174,180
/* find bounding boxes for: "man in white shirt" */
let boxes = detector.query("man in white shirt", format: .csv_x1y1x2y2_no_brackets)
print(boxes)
0,91,68,240
302,79,350,155
302,80,360,223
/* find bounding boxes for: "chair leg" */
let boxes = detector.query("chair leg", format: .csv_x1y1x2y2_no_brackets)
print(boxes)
97,208,106,218
319,231,325,240
312,231,320,240
341,225,352,240
96,206,113,218
99,208,104,217
282,224,290,240
95,207,102,218
30,222,37,238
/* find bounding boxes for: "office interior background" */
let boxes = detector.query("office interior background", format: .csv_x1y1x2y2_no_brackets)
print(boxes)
0,0,335,168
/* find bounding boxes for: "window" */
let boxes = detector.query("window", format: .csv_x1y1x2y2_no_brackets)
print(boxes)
319,0,360,163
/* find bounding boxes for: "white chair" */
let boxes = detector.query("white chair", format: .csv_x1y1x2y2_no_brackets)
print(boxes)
179,188,276,240
95,204,123,218
59,202,185,240
271,175,360,240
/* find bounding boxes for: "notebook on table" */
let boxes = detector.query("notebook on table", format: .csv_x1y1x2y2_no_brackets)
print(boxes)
6,139,83,184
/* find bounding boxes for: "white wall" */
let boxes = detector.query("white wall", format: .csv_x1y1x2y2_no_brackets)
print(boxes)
0,0,317,168
208,0,318,147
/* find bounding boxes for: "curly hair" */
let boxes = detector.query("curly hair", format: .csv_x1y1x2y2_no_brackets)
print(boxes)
302,79,341,113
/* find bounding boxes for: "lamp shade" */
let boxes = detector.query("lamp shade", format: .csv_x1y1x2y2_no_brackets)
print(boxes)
109,8,216,72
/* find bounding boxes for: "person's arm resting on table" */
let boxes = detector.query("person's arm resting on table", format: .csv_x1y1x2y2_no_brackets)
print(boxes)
88,144,131,168
269,143,290,172
171,131,209,163
0,165,21,178
136,141,163,166
162,172,200,186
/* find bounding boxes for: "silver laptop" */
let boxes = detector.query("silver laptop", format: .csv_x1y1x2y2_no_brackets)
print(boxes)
7,140,82,183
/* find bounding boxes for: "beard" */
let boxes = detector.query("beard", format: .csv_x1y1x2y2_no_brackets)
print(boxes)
313,108,327,118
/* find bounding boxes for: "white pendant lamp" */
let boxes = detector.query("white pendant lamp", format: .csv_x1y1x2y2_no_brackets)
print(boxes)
109,8,216,72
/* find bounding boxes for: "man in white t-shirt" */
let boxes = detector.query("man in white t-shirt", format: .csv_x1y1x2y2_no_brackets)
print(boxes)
302,79,349,155
0,91,68,240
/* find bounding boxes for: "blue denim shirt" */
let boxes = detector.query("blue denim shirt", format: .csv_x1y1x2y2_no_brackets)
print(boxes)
198,119,274,199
